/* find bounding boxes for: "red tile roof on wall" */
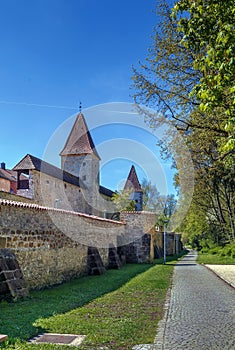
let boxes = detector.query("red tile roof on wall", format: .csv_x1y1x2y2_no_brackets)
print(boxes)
124,165,142,192
60,112,100,159
0,198,124,224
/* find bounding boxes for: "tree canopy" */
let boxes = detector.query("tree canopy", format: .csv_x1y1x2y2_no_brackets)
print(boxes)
173,0,235,158
133,0,235,247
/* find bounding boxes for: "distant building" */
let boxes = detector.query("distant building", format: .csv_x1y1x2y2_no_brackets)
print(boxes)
10,112,145,217
124,165,143,211
0,162,17,194
13,113,115,217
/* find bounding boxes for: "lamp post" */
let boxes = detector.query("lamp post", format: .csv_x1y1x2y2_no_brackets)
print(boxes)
163,220,168,265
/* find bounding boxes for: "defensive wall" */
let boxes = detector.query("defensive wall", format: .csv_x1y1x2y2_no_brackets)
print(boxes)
0,193,182,300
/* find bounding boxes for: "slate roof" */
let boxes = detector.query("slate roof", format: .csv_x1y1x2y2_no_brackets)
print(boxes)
60,112,100,160
13,154,114,197
124,165,142,192
13,154,81,187
99,185,114,198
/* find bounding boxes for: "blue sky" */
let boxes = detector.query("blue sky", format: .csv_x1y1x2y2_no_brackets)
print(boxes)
0,0,176,195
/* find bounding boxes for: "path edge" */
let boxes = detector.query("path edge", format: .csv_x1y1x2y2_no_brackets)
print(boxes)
202,264,235,290
153,284,172,349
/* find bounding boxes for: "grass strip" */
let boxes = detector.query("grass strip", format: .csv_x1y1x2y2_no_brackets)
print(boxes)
0,254,185,350
197,252,235,265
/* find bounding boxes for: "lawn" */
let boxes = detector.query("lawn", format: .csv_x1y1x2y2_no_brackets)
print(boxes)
0,253,185,350
197,243,235,265
197,252,235,265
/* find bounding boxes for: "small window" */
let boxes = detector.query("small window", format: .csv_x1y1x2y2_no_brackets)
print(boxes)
64,183,67,189
82,175,86,181
83,162,86,166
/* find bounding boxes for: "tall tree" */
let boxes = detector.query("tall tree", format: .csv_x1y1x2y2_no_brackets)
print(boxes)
133,0,235,244
112,189,136,212
141,178,161,211
173,0,235,160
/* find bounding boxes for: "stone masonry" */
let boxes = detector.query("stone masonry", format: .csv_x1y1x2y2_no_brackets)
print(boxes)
0,200,160,291
0,199,182,296
0,249,28,300
0,199,125,290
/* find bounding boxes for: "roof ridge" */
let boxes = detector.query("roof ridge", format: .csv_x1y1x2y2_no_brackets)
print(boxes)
0,198,124,224
13,154,82,188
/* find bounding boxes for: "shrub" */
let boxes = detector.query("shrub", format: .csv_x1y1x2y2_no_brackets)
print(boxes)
210,247,221,255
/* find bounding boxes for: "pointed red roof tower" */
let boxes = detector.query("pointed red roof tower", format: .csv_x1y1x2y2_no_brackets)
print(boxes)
124,165,142,192
124,165,143,211
60,112,100,214
60,112,100,160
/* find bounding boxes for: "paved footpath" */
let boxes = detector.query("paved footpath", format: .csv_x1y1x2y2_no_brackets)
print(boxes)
157,250,235,350
134,251,235,350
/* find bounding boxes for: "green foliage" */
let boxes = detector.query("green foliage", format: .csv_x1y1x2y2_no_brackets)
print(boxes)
133,0,235,246
197,242,235,264
141,178,160,211
133,1,200,133
112,189,136,212
141,180,177,227
173,0,235,156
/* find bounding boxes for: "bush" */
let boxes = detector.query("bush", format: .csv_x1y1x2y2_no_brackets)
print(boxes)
210,247,222,255
218,243,235,258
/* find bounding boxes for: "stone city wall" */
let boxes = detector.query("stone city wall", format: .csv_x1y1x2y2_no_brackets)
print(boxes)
0,190,33,204
0,199,126,290
0,200,182,295
153,231,183,258
120,212,183,261
119,211,157,263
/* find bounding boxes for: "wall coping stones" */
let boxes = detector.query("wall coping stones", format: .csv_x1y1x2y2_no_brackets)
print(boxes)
0,199,125,225
121,211,156,215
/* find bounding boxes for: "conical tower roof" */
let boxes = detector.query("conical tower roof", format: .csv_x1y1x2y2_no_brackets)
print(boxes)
124,165,142,192
60,113,100,159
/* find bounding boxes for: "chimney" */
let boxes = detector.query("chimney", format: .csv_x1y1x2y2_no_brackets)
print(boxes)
1,162,6,170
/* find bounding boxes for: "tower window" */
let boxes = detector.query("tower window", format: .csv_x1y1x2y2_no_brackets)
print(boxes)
83,162,86,166
82,175,86,181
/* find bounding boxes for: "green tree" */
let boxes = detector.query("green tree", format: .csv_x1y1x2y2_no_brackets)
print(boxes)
173,0,235,158
112,189,136,212
141,178,161,211
132,0,235,245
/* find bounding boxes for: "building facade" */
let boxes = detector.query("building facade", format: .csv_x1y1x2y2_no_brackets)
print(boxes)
12,113,116,218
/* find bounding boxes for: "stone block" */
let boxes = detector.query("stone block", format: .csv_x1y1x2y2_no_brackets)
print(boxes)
0,237,6,249
87,247,106,275
108,245,122,269
0,281,10,295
